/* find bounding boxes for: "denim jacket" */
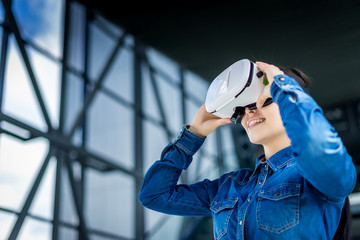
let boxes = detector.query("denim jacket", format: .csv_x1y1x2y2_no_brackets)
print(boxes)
139,75,357,240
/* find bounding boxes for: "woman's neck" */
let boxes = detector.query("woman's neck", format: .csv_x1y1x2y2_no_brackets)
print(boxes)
263,135,291,160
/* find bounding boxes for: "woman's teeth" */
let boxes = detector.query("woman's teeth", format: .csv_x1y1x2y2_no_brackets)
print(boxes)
248,118,265,127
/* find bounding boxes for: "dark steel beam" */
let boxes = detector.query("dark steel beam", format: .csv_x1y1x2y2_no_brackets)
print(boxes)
0,112,136,176
134,42,145,240
1,0,53,131
52,151,62,240
64,155,89,240
0,0,11,111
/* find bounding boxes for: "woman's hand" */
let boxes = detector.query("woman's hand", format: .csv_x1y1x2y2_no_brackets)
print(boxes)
188,104,232,137
255,61,284,108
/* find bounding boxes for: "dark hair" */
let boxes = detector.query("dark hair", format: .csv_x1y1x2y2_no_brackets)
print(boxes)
257,67,352,239
279,66,311,93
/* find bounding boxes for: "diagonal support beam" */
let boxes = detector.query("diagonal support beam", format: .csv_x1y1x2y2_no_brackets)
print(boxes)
64,154,89,240
1,0,53,130
8,148,54,240
142,52,173,141
67,33,127,138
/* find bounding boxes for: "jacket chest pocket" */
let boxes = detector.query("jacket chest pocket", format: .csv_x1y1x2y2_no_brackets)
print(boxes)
256,184,301,234
210,198,238,240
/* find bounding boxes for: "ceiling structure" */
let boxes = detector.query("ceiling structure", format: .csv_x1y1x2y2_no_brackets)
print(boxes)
78,0,360,108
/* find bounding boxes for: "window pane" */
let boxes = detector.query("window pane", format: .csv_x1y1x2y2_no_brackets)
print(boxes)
18,218,51,240
59,162,79,226
29,157,56,220
63,72,84,139
147,47,180,84
143,120,168,175
3,35,47,132
87,92,134,169
59,226,78,240
0,135,49,212
0,211,16,240
67,1,86,72
142,63,161,122
89,21,117,83
85,169,135,238
12,0,64,58
102,46,134,104
146,212,183,240
184,70,209,104
156,74,182,135
28,47,61,129
220,125,240,171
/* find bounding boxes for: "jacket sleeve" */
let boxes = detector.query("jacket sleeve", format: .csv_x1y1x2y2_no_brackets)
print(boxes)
270,75,357,202
138,125,218,217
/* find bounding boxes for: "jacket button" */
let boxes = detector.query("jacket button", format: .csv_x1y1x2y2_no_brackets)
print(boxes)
278,76,285,81
239,220,243,225
275,192,280,196
259,181,263,184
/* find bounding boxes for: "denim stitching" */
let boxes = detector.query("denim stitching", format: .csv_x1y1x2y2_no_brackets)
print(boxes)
256,184,301,233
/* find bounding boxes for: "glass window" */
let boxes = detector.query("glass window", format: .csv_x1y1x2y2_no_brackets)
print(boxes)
59,162,79,226
85,169,134,239
94,15,125,39
87,92,134,170
143,120,168,175
12,0,64,58
146,210,183,240
156,73,182,135
3,35,47,132
0,211,16,240
63,72,84,139
18,218,52,240
102,46,134,104
28,47,61,129
28,156,56,220
184,70,209,104
142,63,162,123
67,1,86,72
0,2,4,22
0,135,49,212
59,227,78,240
220,125,240,171
146,47,180,84
88,20,117,83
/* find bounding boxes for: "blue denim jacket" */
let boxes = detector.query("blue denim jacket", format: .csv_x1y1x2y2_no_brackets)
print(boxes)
139,75,357,240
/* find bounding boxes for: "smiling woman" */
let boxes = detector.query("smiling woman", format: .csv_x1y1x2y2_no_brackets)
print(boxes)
139,60,357,240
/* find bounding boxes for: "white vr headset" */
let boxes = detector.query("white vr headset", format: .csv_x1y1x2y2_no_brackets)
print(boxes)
205,59,266,122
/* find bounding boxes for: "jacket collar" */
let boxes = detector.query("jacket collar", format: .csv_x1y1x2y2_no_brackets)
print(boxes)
253,146,294,173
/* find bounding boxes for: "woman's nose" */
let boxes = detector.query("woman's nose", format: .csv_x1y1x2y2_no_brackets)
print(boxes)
245,107,256,115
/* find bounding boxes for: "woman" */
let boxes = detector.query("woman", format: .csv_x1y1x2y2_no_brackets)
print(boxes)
139,61,357,239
